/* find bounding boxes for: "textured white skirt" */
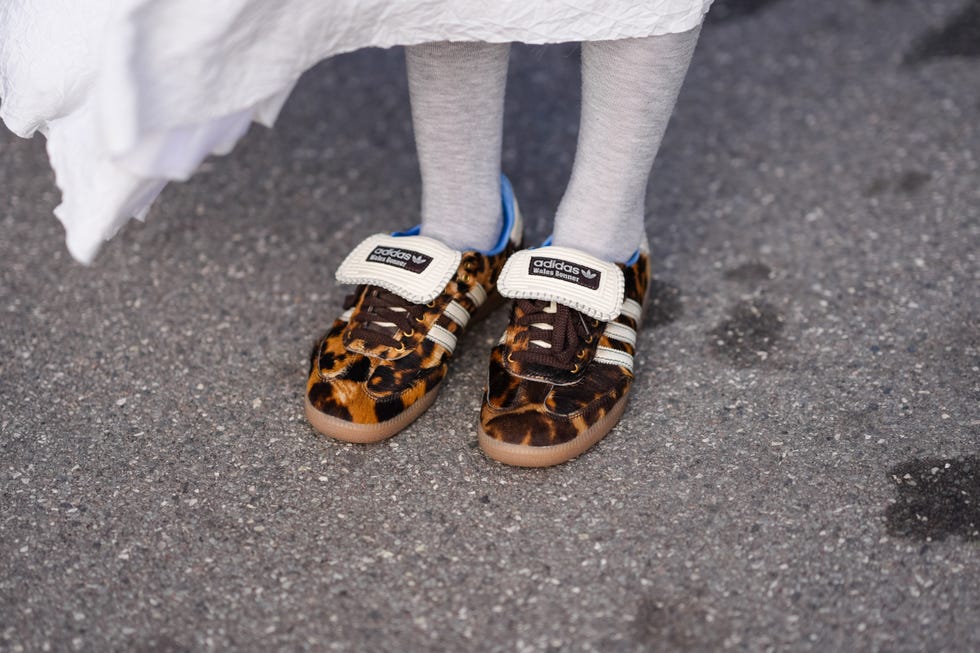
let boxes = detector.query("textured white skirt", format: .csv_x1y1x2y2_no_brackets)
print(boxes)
0,0,712,263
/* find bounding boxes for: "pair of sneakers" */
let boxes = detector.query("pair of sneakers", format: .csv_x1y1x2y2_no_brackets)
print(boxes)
305,177,651,467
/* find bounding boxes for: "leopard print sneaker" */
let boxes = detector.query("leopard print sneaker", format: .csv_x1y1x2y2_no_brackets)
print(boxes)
305,177,523,443
478,240,650,466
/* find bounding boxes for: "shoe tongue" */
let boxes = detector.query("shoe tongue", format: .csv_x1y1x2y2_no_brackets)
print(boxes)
335,233,462,303
496,246,624,321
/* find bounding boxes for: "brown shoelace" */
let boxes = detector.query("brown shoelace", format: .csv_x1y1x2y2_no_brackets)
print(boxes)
344,285,428,350
511,299,602,371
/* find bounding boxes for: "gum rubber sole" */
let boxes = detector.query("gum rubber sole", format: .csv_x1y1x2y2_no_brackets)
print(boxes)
478,394,630,468
304,386,441,444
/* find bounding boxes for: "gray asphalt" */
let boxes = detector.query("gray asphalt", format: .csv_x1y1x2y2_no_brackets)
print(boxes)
1,0,978,651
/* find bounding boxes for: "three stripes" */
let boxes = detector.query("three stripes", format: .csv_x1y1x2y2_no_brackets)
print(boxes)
343,285,639,372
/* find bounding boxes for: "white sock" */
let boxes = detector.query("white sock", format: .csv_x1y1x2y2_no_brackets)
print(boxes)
552,27,702,262
406,41,510,251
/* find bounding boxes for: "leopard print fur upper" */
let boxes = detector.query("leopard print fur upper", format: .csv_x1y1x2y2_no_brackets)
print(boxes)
481,250,651,446
307,241,519,426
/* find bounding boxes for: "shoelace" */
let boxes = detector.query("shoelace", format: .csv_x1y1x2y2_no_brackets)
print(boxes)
511,299,602,371
344,285,427,350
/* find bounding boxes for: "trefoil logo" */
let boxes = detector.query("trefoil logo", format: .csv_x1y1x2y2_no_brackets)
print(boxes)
528,257,601,290
367,245,433,273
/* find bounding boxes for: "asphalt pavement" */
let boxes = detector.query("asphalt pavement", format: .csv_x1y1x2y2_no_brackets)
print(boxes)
1,0,978,650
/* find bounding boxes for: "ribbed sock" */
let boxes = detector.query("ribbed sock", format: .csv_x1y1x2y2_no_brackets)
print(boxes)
552,27,702,262
406,41,510,251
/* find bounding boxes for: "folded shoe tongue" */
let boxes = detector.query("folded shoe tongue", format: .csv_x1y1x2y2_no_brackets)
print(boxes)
335,233,462,303
496,246,624,322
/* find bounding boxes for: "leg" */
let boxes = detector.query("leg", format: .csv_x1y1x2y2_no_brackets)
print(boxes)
553,27,702,262
307,41,521,443
406,41,510,251
479,26,705,467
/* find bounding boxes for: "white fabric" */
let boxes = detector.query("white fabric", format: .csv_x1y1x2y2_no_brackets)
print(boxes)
0,0,713,264
335,233,461,304
496,246,625,322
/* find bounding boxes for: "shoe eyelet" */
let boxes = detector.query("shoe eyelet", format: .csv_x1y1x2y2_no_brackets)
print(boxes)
403,329,415,338
585,335,595,344
506,352,516,364
576,349,588,360
426,300,437,308
571,364,580,373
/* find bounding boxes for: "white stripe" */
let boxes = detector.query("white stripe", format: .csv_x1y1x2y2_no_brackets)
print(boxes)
593,346,634,372
512,201,524,249
339,308,354,322
620,299,642,322
426,324,458,353
603,322,637,346
467,283,487,307
444,300,471,328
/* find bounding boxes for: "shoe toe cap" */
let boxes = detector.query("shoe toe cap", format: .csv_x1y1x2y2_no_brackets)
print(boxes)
481,406,583,447
482,355,631,447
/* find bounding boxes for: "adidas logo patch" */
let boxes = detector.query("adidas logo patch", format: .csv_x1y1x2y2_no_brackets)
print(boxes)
366,246,433,273
528,257,601,290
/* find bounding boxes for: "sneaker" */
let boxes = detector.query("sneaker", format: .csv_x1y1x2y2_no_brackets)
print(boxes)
478,240,651,466
305,177,523,443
